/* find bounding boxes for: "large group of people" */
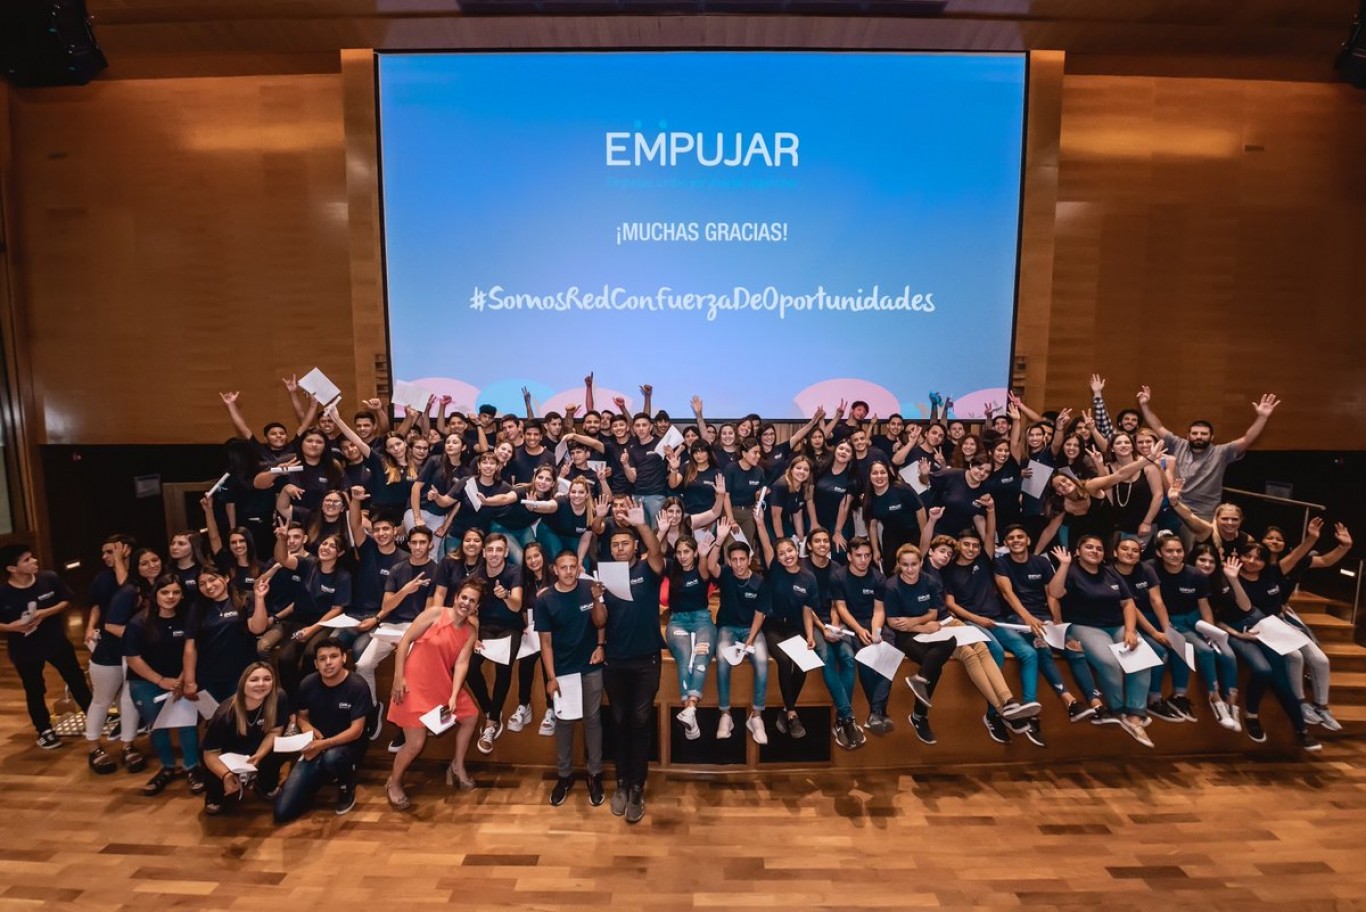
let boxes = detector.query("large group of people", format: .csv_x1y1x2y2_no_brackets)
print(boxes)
0,372,1353,824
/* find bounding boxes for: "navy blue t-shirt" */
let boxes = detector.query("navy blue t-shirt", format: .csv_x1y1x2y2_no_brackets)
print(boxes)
943,555,1006,620
723,462,766,509
296,671,373,745
123,610,190,681
993,553,1055,621
0,571,75,661
533,580,600,677
672,465,719,517
716,565,769,630
190,596,257,690
290,556,352,625
603,560,666,662
879,574,944,620
830,564,884,627
92,583,139,666
626,438,668,496
1116,563,1160,625
1059,563,1132,628
928,469,986,538
1152,560,1209,618
764,561,819,631
472,562,523,632
383,558,437,624
668,564,710,614
864,484,925,533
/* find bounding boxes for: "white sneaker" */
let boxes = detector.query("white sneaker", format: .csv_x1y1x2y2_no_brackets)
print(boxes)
1120,716,1155,748
746,713,768,746
1227,703,1243,733
506,704,533,733
1213,700,1239,732
538,709,556,737
1316,706,1343,732
476,722,498,755
676,705,701,740
717,712,735,739
1299,702,1322,725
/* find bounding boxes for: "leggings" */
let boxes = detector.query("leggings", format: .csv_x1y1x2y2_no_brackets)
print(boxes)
762,627,808,713
891,630,956,715
946,627,1014,711
86,660,138,743
516,653,543,706
467,629,519,721
1281,615,1331,705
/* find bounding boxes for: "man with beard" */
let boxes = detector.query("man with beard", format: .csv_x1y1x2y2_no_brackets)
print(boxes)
1136,386,1280,522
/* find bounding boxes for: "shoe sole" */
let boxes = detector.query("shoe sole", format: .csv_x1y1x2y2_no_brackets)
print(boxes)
1069,706,1097,722
982,716,1008,744
904,677,933,708
1000,704,1041,721
909,717,937,745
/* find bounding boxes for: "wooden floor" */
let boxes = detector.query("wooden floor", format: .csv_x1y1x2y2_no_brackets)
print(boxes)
3,663,1365,911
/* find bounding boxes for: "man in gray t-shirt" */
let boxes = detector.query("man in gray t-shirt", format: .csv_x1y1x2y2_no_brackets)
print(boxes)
1136,387,1281,520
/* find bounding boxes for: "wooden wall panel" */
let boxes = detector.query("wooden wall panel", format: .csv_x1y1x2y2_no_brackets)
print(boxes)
1043,76,1366,449
341,50,386,404
10,75,355,444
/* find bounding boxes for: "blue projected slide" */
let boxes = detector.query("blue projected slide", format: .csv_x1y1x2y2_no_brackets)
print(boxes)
377,51,1026,419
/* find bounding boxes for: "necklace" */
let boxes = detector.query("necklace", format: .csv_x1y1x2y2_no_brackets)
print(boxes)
1112,460,1135,508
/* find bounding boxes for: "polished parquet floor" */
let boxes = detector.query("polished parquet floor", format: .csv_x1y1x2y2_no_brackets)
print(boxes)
3,659,1365,912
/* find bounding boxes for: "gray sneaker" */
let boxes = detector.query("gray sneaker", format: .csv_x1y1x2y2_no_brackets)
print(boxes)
1316,706,1343,732
610,781,628,817
625,784,645,824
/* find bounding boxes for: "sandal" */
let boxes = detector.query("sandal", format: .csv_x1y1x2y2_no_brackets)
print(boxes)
445,763,475,791
142,766,180,796
385,780,411,811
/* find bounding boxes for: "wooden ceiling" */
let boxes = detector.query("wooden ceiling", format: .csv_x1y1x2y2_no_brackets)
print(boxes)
81,0,1359,80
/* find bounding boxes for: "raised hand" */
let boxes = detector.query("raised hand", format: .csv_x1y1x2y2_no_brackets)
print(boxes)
639,384,653,397
584,372,594,387
613,395,628,413
283,375,299,392
975,493,995,511
521,386,531,400
1136,385,1152,406
927,506,945,522
715,516,732,542
1167,477,1184,501
691,395,704,415
363,398,383,410
350,485,370,502
219,391,239,405
1222,555,1243,578
1050,545,1072,565
1089,374,1106,396
1307,516,1324,539
563,402,579,417
626,499,647,527
1253,394,1281,417
594,492,611,519
917,457,931,477
1336,524,1353,548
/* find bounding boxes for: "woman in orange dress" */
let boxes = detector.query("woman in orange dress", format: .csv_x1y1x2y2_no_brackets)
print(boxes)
384,578,482,809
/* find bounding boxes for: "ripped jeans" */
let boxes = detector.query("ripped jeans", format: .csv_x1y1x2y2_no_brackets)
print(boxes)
665,610,716,702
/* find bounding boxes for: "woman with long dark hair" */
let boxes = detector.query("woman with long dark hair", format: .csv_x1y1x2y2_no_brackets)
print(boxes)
84,547,157,775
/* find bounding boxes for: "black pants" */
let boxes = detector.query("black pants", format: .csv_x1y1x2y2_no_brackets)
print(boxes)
276,627,332,696
602,654,661,788
11,641,93,734
763,628,809,712
466,627,517,720
515,653,541,705
204,753,285,805
892,631,955,713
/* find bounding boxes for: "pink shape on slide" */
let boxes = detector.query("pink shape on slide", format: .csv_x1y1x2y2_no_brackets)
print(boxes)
410,377,481,415
793,379,899,419
542,387,635,417
947,388,1010,420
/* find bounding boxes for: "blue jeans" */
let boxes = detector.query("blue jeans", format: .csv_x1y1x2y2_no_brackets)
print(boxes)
536,527,578,565
1070,624,1150,716
857,630,894,714
1226,636,1305,730
491,522,537,565
128,678,200,771
666,610,716,702
637,494,666,527
273,744,364,823
1004,615,1098,701
986,623,1039,704
1170,611,1238,697
716,625,767,711
811,633,856,720
1141,630,1192,697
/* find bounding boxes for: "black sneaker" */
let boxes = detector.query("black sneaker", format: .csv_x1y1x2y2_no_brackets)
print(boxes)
773,713,788,736
1005,717,1031,735
36,729,61,750
550,776,574,806
1068,701,1096,723
610,781,629,817
369,702,385,741
910,713,937,745
905,675,933,709
847,718,867,748
983,713,1010,744
186,766,207,795
866,712,893,735
1147,699,1185,723
787,714,806,739
1025,718,1047,748
833,720,852,750
387,731,406,754
1299,732,1322,752
335,785,356,815
1169,694,1198,722
1090,709,1121,726
625,784,645,824
587,774,605,807
142,766,179,796
1245,715,1267,743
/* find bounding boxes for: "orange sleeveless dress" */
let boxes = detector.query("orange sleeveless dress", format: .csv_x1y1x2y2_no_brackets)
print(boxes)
386,612,478,728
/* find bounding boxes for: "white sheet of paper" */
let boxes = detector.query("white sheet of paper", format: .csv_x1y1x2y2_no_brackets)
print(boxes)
153,697,201,730
552,672,584,721
995,622,1035,633
391,380,432,411
855,641,905,681
1252,615,1313,656
913,626,958,643
586,460,606,474
298,367,341,406
730,527,749,547
556,477,572,495
477,636,514,665
516,627,541,659
1021,460,1055,500
755,486,769,514
1109,639,1165,673
218,752,258,775
777,635,825,672
596,562,633,601
722,643,749,666
653,425,684,457
194,691,220,721
1181,640,1197,671
273,731,316,753
465,476,482,511
898,463,930,494
1194,619,1230,653
1042,622,1071,651
319,614,361,629
951,624,993,645
419,704,457,735
823,623,856,640
554,438,569,465
372,623,409,642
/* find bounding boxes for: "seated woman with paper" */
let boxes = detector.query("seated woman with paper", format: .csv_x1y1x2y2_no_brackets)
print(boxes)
384,578,482,809
1216,543,1319,751
1046,535,1155,748
201,661,289,815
